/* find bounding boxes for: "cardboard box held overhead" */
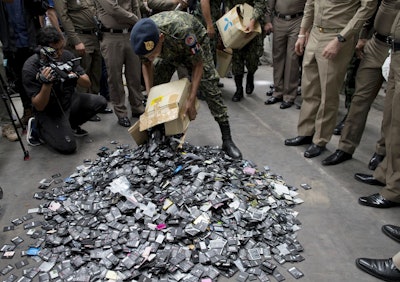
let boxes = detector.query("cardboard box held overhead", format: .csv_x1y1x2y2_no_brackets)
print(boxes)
139,78,193,136
216,3,261,50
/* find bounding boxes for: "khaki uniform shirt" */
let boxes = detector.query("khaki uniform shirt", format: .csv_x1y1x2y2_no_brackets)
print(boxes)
374,0,400,36
94,0,141,29
391,10,400,41
54,0,98,46
301,0,377,39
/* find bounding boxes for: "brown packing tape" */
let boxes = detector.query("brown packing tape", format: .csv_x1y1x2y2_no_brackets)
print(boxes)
168,93,179,109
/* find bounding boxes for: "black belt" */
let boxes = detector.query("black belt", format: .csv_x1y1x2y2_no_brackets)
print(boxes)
76,29,96,35
275,12,303,20
374,32,392,45
100,27,132,34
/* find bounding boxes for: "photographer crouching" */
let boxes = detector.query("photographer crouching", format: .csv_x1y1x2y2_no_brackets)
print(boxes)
22,26,107,154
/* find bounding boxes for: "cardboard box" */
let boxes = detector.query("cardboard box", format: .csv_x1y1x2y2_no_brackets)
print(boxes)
216,48,232,78
139,78,192,136
128,120,148,145
216,3,262,50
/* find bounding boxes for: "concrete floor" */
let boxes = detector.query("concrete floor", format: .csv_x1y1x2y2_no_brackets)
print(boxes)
0,64,398,281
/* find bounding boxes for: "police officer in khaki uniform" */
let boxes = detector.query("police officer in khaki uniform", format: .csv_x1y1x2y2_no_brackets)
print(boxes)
355,10,400,209
284,0,377,159
54,0,102,95
94,0,144,127
321,0,398,167
264,0,306,109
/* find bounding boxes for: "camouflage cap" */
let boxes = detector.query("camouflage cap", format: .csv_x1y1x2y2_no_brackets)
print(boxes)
130,18,159,56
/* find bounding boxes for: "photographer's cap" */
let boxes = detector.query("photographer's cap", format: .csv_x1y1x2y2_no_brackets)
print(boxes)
130,18,159,56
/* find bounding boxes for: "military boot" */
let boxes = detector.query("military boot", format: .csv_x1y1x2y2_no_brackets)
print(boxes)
246,72,254,94
219,121,242,159
232,75,244,102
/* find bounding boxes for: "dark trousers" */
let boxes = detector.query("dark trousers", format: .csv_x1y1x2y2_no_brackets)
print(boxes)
4,48,34,109
36,92,107,154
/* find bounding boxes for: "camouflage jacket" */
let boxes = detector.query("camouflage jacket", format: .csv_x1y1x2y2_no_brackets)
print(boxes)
145,11,207,67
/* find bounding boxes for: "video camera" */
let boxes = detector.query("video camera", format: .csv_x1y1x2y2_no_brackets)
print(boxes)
38,47,81,83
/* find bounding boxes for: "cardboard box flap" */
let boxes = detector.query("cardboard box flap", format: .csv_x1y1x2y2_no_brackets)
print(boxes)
139,78,191,133
140,106,180,132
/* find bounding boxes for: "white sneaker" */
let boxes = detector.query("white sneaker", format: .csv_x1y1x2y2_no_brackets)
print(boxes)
26,117,41,146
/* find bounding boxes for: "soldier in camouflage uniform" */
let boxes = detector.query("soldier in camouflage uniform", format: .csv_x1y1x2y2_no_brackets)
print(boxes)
192,0,224,64
226,0,267,102
130,11,242,159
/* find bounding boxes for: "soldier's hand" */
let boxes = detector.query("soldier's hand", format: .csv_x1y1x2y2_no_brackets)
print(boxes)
183,97,197,121
207,25,216,39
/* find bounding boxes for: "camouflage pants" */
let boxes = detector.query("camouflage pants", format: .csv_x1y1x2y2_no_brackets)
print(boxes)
153,38,229,123
231,33,264,75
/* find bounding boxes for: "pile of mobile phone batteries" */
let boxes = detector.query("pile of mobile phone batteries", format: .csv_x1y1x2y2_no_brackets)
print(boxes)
1,132,306,281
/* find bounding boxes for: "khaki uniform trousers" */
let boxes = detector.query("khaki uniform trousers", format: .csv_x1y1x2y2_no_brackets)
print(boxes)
298,27,356,146
99,32,144,118
75,34,102,95
373,50,400,203
272,16,302,103
338,37,390,154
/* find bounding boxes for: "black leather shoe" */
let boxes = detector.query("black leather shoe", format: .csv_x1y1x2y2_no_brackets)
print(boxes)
333,115,346,135
304,143,325,158
382,225,400,243
265,96,283,105
359,193,400,208
284,136,313,146
100,107,113,114
368,152,385,171
266,85,274,96
132,112,144,119
322,150,352,166
232,88,243,102
356,258,400,281
354,173,385,186
280,101,293,109
118,117,131,127
89,114,101,122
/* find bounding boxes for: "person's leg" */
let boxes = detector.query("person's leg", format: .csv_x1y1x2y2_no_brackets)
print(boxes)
297,30,320,137
282,17,302,104
244,34,263,95
100,34,127,119
123,36,145,116
36,112,77,154
380,51,400,203
69,92,107,128
312,32,355,147
231,49,245,102
269,18,286,100
338,39,388,154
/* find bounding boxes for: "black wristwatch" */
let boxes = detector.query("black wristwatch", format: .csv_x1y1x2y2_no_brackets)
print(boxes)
337,34,346,43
